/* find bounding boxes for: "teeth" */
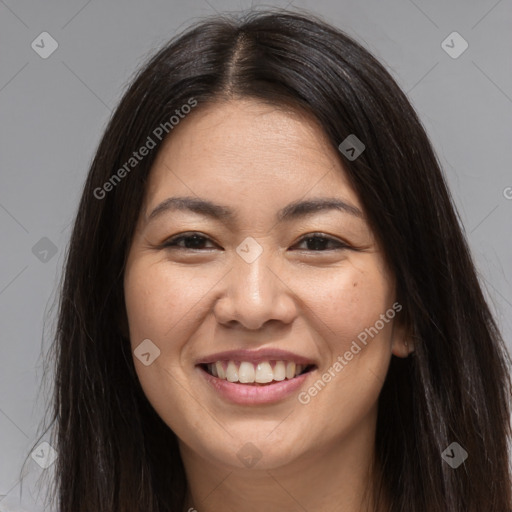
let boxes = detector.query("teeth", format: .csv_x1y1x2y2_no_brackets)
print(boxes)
226,361,239,382
215,361,226,379
238,361,255,383
286,362,296,380
206,360,308,383
273,360,286,381
255,362,273,383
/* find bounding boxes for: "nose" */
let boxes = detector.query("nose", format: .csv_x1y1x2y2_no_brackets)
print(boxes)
213,243,298,330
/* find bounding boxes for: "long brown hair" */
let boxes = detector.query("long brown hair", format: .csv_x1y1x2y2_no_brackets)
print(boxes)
28,8,512,511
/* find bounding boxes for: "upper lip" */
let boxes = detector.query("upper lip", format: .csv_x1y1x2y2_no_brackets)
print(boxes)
195,348,316,366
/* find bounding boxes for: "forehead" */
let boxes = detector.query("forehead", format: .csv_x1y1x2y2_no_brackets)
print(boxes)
142,99,361,219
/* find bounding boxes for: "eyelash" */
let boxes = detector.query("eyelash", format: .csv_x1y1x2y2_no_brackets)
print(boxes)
161,232,350,252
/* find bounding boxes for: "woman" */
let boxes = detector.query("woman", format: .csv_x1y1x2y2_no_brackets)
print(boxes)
33,8,512,512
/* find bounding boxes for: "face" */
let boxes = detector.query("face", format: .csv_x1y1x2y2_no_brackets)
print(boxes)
123,99,408,471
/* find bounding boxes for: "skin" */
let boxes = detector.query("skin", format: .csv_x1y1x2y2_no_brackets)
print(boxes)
123,99,412,512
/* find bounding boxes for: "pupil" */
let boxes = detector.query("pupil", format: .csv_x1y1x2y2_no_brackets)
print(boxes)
307,237,327,250
185,235,205,249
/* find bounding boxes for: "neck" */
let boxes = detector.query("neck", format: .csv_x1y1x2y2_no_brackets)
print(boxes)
179,409,387,512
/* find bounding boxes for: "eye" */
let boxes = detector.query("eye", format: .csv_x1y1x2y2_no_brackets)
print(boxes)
161,232,349,252
292,233,349,251
161,232,218,250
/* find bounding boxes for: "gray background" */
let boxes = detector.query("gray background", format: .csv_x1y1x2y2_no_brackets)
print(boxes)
1,0,511,509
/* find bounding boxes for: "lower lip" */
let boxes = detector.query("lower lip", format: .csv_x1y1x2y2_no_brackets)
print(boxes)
198,366,314,405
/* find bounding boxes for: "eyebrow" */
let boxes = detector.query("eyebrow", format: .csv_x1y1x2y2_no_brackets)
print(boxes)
146,195,364,225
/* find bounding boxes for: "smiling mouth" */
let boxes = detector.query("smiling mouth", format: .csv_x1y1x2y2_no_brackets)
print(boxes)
198,361,316,386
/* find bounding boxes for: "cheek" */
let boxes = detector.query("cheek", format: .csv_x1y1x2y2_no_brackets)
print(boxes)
123,259,207,429
300,261,394,346
294,265,395,430
124,258,216,343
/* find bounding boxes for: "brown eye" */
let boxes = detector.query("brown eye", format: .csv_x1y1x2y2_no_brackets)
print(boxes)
292,234,349,251
162,233,217,250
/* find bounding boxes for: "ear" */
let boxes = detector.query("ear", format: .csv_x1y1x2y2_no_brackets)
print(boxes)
390,314,414,358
